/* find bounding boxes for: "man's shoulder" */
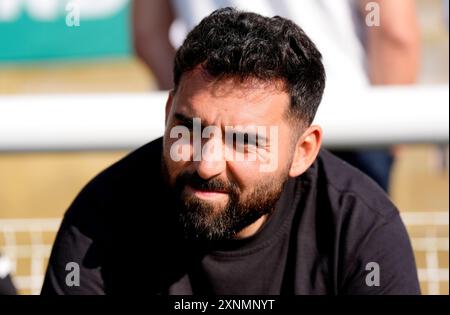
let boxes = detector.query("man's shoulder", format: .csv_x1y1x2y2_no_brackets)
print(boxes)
300,150,419,295
64,137,164,221
101,136,163,178
88,137,163,190
305,149,399,221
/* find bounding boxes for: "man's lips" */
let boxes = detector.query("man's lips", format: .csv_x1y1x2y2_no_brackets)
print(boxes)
185,185,229,198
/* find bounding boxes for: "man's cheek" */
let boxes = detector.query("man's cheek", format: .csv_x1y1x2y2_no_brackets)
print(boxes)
226,161,259,189
169,162,187,186
258,127,279,173
163,151,184,186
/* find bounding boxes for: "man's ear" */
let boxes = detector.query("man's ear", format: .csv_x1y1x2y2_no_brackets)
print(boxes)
165,90,174,126
289,125,322,177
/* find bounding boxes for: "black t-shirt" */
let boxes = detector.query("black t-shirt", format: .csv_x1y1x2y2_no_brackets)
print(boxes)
41,137,420,295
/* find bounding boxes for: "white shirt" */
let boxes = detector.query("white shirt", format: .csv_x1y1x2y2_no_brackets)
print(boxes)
170,0,370,92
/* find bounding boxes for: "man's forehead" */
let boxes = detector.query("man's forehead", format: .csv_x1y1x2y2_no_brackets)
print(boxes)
177,67,287,98
174,70,290,126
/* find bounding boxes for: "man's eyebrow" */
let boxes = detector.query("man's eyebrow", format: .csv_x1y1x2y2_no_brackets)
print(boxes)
174,113,194,125
174,112,209,130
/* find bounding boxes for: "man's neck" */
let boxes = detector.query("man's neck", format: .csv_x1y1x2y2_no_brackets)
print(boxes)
235,214,269,239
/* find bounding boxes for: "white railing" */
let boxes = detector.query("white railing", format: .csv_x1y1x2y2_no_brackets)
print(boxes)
401,211,449,295
0,86,448,152
0,218,61,295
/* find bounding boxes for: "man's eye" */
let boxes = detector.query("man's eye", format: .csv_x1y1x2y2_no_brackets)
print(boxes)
245,134,259,146
237,134,257,147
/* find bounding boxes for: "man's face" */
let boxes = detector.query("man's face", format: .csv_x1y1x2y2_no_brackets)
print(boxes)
162,70,297,240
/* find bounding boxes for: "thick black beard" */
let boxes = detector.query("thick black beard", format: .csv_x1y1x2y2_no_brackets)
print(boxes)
172,170,287,241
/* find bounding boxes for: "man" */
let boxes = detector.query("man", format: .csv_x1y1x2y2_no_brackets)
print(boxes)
42,8,419,295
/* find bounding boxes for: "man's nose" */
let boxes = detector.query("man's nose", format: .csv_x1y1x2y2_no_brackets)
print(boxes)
193,138,226,180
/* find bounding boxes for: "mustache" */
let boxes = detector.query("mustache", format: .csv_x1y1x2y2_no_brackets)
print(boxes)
175,171,238,194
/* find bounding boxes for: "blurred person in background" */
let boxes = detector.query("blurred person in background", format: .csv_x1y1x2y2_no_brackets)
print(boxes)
444,0,449,28
0,253,17,295
133,0,420,192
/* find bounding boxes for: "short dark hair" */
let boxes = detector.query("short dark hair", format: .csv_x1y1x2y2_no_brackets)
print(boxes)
173,7,326,126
